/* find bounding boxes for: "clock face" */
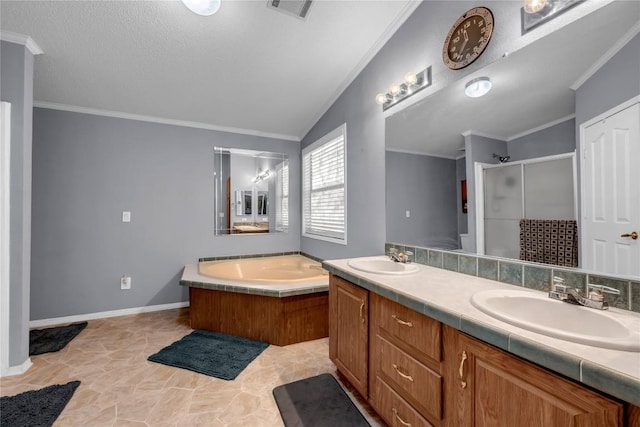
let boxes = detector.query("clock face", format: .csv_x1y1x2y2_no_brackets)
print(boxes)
443,7,494,70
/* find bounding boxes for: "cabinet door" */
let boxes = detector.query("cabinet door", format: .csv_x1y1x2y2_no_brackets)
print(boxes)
329,274,369,397
443,325,623,427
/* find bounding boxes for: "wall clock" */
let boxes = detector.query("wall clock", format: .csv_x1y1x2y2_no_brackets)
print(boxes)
443,7,494,70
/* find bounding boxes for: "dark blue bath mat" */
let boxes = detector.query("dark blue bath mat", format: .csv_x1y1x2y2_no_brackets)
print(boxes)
0,380,80,427
273,374,370,427
147,330,269,380
29,322,88,355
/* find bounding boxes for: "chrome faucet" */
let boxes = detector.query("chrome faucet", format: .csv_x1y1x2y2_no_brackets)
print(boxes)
388,248,413,263
548,277,620,310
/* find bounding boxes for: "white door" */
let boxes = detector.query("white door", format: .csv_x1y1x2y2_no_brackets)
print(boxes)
581,101,640,276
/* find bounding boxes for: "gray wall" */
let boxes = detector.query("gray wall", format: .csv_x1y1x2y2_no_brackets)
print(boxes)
300,0,590,260
385,151,457,249
507,118,576,161
31,108,301,320
1,41,34,367
575,34,640,125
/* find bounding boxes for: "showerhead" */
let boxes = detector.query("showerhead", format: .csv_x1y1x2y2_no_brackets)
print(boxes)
492,153,510,163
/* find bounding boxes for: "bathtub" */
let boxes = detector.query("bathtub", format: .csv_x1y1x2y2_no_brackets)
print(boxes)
180,254,329,346
198,255,327,284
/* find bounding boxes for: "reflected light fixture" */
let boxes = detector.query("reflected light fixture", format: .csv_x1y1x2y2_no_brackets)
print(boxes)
181,0,221,16
464,77,492,98
253,168,270,183
375,66,432,111
522,0,583,33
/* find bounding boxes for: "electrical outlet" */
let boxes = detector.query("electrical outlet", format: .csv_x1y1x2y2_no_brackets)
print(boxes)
406,210,411,218
120,276,131,290
122,211,131,223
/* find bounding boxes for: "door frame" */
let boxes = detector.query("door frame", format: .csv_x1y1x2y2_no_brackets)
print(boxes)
578,95,640,271
1,102,11,376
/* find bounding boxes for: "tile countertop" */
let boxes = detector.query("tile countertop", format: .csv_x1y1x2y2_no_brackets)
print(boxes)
323,256,640,406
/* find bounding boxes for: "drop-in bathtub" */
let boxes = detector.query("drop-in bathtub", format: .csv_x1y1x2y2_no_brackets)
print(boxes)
180,254,329,346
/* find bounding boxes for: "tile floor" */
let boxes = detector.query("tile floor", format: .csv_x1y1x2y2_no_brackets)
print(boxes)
0,308,383,426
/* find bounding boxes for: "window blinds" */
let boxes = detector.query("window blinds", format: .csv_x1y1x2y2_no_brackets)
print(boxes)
302,129,346,242
276,160,289,232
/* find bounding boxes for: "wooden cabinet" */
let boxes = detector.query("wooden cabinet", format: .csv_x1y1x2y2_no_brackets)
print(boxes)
329,274,369,397
369,292,444,426
442,325,624,427
330,274,631,426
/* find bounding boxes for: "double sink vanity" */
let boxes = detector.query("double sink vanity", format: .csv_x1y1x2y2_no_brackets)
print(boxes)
323,256,640,426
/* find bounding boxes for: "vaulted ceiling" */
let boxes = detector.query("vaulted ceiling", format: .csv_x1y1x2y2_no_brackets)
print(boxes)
1,0,418,140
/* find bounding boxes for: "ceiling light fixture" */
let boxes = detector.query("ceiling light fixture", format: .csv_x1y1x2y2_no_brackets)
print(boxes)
375,67,432,111
523,0,547,13
464,77,492,98
181,0,221,16
253,168,271,183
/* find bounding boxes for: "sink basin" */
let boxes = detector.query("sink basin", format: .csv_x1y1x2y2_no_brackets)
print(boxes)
471,289,640,351
347,258,419,275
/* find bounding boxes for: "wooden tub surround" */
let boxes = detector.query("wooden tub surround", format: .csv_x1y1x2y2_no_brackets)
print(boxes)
180,255,329,346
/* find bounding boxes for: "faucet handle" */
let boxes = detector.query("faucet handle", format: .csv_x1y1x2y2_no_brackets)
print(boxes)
587,283,620,301
551,276,567,293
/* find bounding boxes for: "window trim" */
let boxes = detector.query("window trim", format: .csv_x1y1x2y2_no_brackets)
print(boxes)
302,123,347,245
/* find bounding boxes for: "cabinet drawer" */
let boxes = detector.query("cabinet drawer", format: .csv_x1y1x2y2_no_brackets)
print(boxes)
376,335,442,421
374,376,434,427
372,293,441,362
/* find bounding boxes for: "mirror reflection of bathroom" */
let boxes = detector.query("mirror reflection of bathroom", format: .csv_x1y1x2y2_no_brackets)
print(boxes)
214,147,288,235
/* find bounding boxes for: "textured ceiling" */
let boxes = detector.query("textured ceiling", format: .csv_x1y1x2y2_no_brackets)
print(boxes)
385,1,640,158
1,0,418,140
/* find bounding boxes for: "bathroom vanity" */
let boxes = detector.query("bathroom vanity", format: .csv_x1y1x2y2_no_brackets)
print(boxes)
325,257,640,426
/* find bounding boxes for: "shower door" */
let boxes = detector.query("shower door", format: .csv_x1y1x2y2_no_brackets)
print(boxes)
481,154,575,260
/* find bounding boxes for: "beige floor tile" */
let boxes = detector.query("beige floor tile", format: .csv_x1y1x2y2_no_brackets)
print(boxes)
0,308,383,427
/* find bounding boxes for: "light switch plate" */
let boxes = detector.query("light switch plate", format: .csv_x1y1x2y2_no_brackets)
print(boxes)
122,211,131,222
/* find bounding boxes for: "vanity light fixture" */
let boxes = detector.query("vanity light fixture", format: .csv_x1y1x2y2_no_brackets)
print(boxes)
522,0,583,33
464,77,492,98
253,168,271,183
375,67,432,111
180,0,221,16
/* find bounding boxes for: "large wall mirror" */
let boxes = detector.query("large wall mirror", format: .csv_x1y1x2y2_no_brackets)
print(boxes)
385,1,639,278
214,147,289,235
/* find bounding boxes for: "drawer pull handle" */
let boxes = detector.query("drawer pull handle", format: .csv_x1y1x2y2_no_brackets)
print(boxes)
459,351,468,389
392,408,412,427
391,314,413,328
359,301,365,323
392,364,414,382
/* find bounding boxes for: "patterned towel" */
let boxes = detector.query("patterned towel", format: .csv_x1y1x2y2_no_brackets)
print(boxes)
519,219,578,267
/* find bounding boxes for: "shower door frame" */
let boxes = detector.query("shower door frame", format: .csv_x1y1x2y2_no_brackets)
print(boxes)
474,151,577,257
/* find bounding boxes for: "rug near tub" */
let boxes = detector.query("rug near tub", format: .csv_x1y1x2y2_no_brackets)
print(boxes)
29,321,88,355
147,330,269,380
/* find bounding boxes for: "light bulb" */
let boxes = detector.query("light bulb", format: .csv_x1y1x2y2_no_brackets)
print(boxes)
523,0,546,14
375,93,388,105
388,82,401,96
181,0,221,16
404,72,418,86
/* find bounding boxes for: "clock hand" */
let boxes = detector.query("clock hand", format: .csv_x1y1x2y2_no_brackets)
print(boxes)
457,28,469,59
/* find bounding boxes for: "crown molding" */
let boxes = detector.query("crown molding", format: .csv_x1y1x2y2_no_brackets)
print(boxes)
33,102,300,142
507,114,575,141
570,22,640,90
0,31,43,55
385,147,458,160
461,130,505,141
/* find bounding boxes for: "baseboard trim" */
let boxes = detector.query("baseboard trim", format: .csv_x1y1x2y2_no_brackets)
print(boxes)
1,357,32,377
29,301,190,328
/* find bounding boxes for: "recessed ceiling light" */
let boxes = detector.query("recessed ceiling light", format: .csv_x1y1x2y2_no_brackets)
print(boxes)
465,77,492,98
181,0,221,16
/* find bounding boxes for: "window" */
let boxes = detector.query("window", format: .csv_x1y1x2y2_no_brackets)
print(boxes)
302,124,347,244
275,160,289,232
